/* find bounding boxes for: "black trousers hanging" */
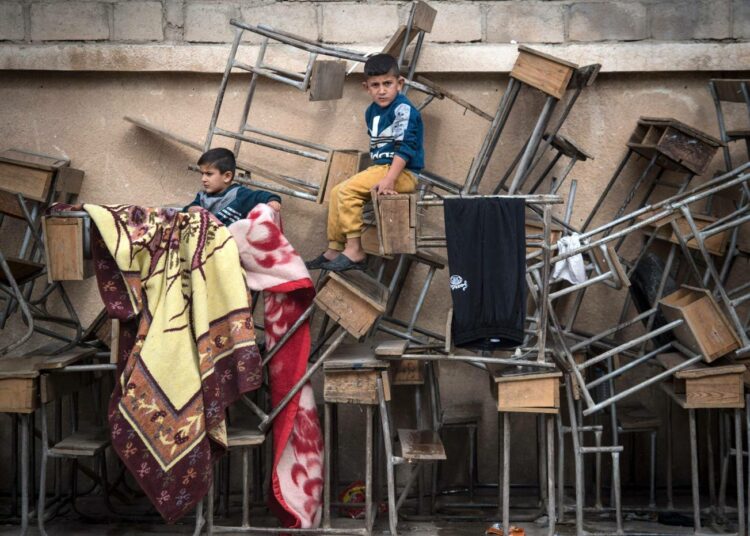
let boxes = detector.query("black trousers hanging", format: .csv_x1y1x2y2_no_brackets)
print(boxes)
444,197,526,350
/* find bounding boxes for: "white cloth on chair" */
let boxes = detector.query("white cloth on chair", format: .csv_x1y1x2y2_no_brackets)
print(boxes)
552,233,587,285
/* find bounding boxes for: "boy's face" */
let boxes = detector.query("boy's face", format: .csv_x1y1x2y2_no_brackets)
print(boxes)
200,164,232,194
363,73,403,108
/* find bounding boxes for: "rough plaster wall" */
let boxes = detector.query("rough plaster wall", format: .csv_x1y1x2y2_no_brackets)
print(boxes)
2,70,749,492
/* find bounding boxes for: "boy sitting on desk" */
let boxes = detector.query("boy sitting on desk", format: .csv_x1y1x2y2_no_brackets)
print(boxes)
185,147,281,225
305,53,424,272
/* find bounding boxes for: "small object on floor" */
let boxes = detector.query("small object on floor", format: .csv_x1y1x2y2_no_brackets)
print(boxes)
657,511,694,527
485,524,503,536
320,253,367,272
305,252,330,270
339,481,366,519
484,524,525,536
534,515,548,526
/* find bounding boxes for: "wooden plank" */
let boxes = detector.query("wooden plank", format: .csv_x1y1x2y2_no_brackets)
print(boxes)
55,167,85,200
379,195,416,254
324,369,379,405
389,359,424,385
510,46,576,99
498,406,560,414
676,363,746,379
317,150,362,204
314,279,380,338
0,149,68,171
325,344,389,370
0,378,37,413
0,161,53,202
497,375,560,410
659,125,720,175
381,370,391,401
660,286,741,362
227,427,265,447
415,76,493,121
685,374,745,408
329,271,388,312
0,189,25,218
397,429,446,460
411,0,437,33
375,340,408,356
50,428,109,456
382,26,418,58
309,60,346,102
711,79,750,103
44,216,91,281
495,371,563,383
617,403,660,430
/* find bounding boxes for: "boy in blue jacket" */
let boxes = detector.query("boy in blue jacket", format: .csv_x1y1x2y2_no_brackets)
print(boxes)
185,148,281,225
306,53,424,272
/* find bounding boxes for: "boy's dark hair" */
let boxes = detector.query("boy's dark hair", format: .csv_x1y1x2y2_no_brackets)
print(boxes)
198,148,236,178
364,54,400,78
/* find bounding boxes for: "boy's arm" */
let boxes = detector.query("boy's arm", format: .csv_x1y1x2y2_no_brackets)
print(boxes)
236,188,282,217
373,155,407,195
183,193,201,212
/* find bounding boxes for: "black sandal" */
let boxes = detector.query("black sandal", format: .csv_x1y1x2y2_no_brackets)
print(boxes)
304,253,330,270
320,254,367,272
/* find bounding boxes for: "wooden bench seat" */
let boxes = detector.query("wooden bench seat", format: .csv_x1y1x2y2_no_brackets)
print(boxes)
227,427,265,448
617,403,660,431
49,428,109,457
397,429,446,461
314,271,388,339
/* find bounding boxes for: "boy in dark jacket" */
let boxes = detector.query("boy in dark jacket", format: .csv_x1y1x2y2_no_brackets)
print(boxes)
185,148,280,226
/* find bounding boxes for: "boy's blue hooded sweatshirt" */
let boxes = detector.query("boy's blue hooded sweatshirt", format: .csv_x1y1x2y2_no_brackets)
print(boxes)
366,93,424,172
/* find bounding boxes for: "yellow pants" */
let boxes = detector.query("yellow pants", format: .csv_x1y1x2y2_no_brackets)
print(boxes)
327,164,417,251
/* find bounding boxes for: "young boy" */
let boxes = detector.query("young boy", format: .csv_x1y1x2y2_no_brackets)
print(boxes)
306,53,423,272
185,147,281,225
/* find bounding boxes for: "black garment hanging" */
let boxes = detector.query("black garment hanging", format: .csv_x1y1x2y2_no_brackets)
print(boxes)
444,197,526,350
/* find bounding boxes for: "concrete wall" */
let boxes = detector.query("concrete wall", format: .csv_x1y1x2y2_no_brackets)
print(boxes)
1,0,749,497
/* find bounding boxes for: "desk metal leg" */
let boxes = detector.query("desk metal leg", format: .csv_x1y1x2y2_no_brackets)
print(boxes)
365,405,374,535
666,401,674,510
690,409,702,533
735,408,746,536
556,413,565,523
546,415,556,536
503,413,511,536
323,403,332,529
19,413,29,536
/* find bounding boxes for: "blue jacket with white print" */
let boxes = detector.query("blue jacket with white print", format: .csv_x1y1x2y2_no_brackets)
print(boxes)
365,93,424,172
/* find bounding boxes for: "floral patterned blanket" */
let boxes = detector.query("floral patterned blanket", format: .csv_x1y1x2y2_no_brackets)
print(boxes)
85,204,262,522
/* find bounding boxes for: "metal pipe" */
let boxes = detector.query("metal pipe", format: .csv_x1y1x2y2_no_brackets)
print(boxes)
205,27,244,151
508,96,557,194
230,20,367,62
214,128,328,161
582,354,703,416
262,304,314,366
259,330,348,432
585,342,672,390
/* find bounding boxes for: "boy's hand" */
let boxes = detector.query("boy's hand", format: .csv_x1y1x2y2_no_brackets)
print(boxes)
373,177,398,196
268,200,281,212
187,206,202,213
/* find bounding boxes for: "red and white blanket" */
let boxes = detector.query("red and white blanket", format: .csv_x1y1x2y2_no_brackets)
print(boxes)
229,205,323,529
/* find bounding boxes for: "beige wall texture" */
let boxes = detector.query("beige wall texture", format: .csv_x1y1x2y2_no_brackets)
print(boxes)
1,0,749,493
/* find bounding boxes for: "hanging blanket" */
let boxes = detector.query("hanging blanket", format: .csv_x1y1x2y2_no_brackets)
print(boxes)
228,204,322,529
85,204,262,523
